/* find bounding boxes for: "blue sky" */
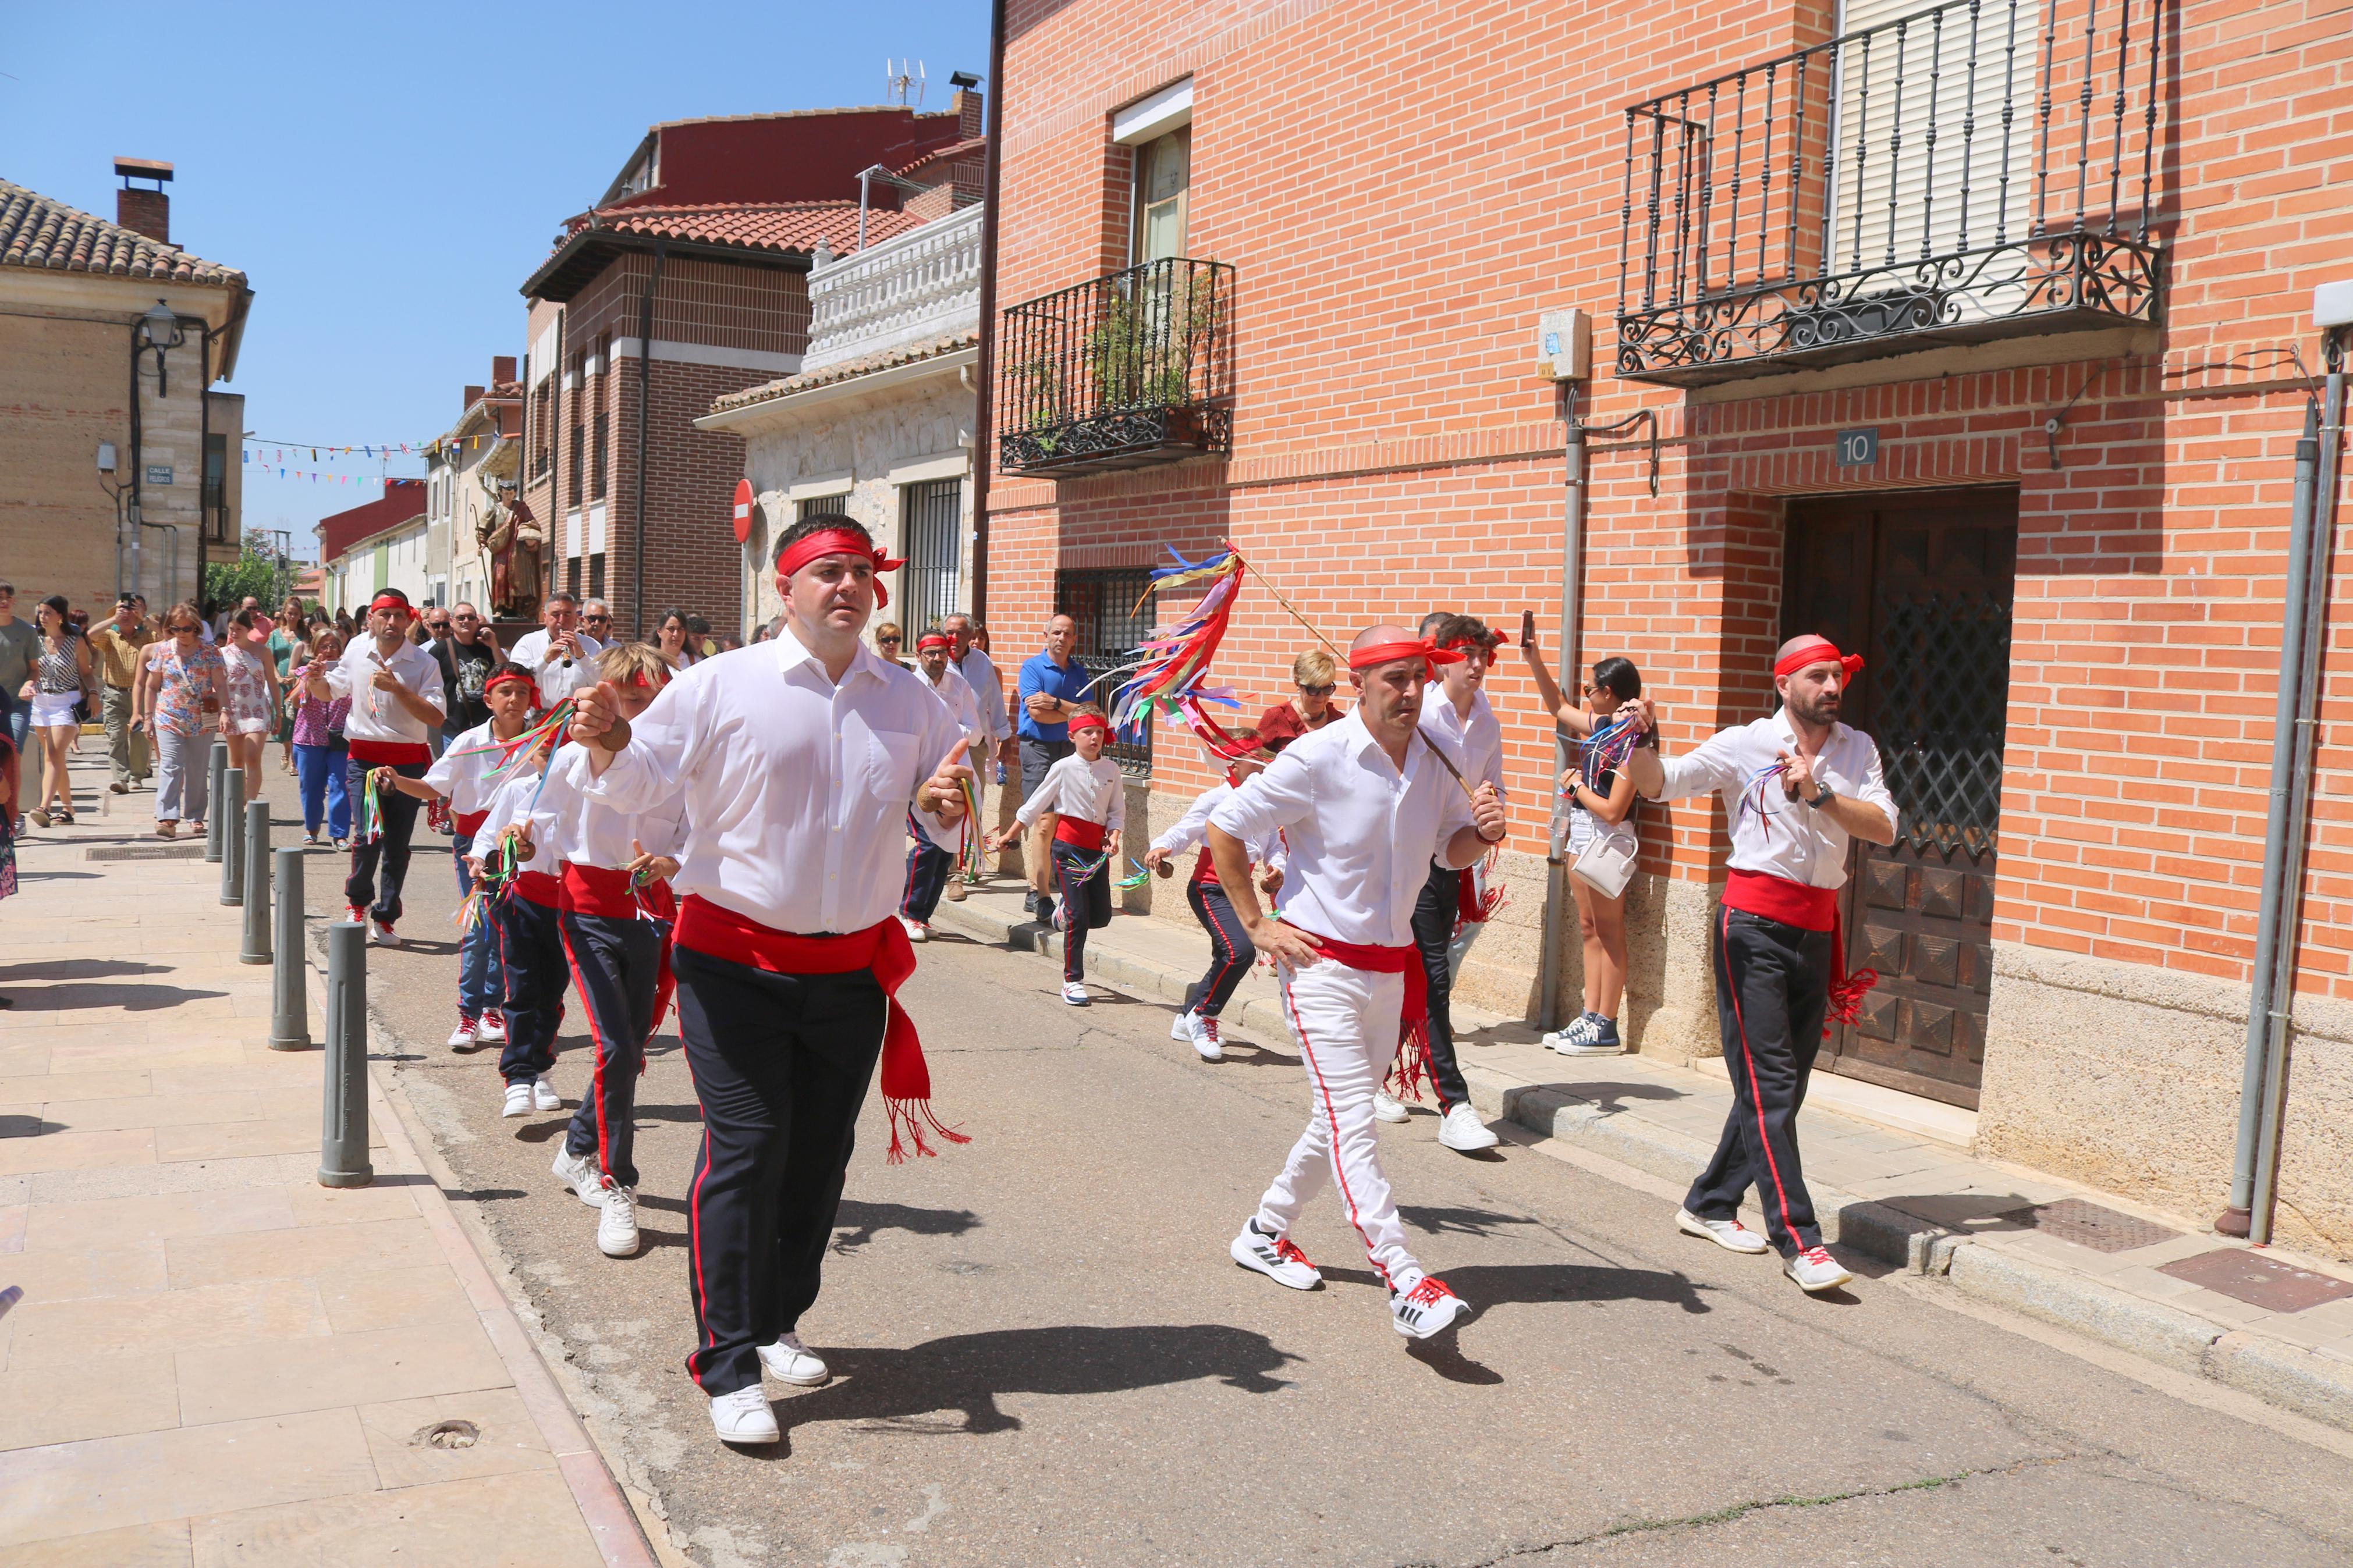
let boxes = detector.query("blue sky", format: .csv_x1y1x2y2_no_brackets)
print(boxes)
3,2,988,560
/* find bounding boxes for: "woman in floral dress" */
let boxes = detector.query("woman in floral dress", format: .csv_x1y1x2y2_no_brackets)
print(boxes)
133,603,230,840
219,606,281,813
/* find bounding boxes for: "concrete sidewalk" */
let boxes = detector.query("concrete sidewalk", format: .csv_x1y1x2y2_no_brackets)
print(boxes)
0,752,655,1566
931,872,2353,1435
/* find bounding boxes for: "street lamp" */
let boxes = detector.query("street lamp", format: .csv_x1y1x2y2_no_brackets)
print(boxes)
139,298,186,397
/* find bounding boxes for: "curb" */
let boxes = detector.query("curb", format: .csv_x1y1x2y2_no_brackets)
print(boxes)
929,894,2353,1437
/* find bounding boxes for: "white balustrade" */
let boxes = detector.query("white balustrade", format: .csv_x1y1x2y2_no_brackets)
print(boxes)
801,204,983,375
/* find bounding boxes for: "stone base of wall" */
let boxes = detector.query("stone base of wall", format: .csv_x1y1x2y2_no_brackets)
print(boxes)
1979,943,2353,1264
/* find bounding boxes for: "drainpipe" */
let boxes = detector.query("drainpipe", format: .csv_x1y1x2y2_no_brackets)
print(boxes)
2221,334,2346,1244
634,243,666,641
1536,382,1587,1034
969,0,1007,623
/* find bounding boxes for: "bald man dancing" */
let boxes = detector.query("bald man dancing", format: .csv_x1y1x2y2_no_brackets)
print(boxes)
1208,626,1507,1339
1626,635,1897,1295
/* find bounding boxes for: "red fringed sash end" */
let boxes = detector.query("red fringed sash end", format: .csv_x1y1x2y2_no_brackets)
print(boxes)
1384,1021,1436,1103
885,1097,973,1164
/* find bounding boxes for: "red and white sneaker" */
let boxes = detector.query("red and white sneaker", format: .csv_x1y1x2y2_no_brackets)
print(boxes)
370,918,400,947
474,1011,507,1044
344,904,368,927
1390,1274,1471,1339
1784,1246,1854,1293
1230,1221,1321,1290
1191,1015,1224,1062
446,1015,479,1048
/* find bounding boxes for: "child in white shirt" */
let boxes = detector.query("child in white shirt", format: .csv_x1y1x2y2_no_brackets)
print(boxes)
993,706,1123,1005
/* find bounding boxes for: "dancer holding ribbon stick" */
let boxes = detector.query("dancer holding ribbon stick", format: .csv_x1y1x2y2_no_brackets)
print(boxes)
318,588,446,946
1624,635,1896,1295
899,630,985,943
565,515,973,1447
1206,626,1506,1341
993,704,1123,1006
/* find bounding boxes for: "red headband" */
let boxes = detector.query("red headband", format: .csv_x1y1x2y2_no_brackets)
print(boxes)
915,634,952,652
1348,638,1465,676
1067,712,1110,738
1440,632,1509,656
483,669,535,698
775,528,907,609
368,592,419,621
1773,635,1865,681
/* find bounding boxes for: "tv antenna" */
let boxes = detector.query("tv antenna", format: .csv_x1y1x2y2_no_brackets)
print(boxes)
885,58,926,106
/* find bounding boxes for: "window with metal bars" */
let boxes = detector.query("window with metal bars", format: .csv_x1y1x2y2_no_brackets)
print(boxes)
1056,566,1155,776
898,478,963,636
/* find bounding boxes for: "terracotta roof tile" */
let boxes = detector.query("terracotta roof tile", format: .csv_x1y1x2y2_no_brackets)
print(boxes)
711,329,978,412
0,178,246,288
569,201,927,258
895,136,986,177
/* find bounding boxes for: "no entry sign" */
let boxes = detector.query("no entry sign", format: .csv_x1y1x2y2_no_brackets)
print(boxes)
732,478,755,543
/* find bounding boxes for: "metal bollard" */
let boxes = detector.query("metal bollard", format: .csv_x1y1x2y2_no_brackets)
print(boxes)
240,801,272,964
268,847,310,1050
204,742,228,862
219,767,246,905
319,919,373,1187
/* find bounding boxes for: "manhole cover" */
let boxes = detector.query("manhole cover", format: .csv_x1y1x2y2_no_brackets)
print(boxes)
412,1419,480,1449
2020,1198,2181,1253
86,844,207,861
2159,1249,2353,1313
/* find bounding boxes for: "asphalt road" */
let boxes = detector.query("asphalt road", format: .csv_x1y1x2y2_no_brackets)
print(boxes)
253,766,2353,1568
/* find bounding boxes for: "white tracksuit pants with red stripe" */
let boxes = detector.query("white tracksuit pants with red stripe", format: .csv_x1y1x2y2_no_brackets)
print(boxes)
1254,959,1424,1292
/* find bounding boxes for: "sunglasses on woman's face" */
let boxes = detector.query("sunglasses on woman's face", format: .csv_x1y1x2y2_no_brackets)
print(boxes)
878,636,903,646
1300,683,1335,697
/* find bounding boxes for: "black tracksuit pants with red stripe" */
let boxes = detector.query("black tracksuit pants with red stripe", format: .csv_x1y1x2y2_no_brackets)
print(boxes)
495,897,566,1087
1183,879,1254,1018
1407,858,1474,1112
560,911,665,1190
1685,907,1830,1257
675,946,883,1398
1052,841,1112,984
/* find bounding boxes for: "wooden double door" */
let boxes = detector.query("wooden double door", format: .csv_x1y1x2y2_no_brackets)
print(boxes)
1781,488,2018,1109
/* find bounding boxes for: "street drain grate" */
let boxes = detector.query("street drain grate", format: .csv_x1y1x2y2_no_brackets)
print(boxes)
2158,1249,2353,1314
2019,1198,2181,1253
86,844,207,861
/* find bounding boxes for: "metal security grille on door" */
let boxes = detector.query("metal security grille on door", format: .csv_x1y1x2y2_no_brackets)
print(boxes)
1056,567,1155,776
899,478,963,635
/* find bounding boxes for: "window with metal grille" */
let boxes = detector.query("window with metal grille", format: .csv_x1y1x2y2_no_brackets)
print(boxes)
797,494,850,521
590,409,608,500
1056,566,1155,776
899,478,963,637
588,553,606,601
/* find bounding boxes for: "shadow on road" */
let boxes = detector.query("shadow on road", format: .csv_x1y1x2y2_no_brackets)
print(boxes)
0,957,171,981
831,1199,984,1253
1397,1204,1542,1239
1319,1260,1710,1318
5,982,229,1012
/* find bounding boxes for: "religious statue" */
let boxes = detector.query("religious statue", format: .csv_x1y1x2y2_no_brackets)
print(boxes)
478,483,544,620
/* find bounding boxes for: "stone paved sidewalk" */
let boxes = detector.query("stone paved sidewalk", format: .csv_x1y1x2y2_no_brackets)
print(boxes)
931,872,2353,1435
0,751,654,1566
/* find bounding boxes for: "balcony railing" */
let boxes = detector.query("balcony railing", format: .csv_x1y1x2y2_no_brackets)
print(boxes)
803,204,984,374
1615,0,2166,385
998,257,1235,478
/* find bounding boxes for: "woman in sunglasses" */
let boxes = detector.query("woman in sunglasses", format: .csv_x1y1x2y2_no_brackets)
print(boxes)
132,603,230,840
873,621,910,670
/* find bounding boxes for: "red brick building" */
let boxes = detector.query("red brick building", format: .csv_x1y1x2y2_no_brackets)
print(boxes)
517,100,980,639
982,0,2353,1253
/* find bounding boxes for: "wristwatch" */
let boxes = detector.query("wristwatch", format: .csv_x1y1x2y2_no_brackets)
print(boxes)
1806,780,1837,809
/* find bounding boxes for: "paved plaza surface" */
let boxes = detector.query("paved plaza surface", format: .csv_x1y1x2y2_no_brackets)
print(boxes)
244,769,2353,1568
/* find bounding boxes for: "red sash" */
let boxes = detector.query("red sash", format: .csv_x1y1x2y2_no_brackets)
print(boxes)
561,862,679,1040
1190,845,1220,888
673,895,967,1161
1721,867,1879,1034
1052,816,1105,852
1284,923,1436,1103
512,868,562,909
349,738,431,766
454,809,489,837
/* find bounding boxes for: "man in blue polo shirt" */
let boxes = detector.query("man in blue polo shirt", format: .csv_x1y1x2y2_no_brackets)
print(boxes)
1016,613,1094,918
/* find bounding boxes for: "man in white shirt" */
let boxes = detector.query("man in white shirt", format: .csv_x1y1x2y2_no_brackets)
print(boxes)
1626,634,1898,1296
318,589,447,945
1207,625,1506,1341
567,515,973,1446
942,612,1009,879
1396,611,1510,1153
899,630,984,940
507,592,604,709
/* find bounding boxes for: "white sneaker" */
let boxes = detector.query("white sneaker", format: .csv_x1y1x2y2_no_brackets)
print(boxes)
1192,1015,1224,1063
1062,982,1090,1006
446,1015,479,1049
758,1332,829,1386
597,1185,641,1257
501,1083,534,1118
1784,1245,1854,1293
370,918,401,947
474,1011,508,1044
1371,1090,1410,1124
708,1386,779,1444
1229,1221,1321,1290
1390,1275,1471,1339
1170,1009,1198,1042
1437,1104,1500,1152
551,1146,605,1207
532,1076,562,1112
1676,1207,1770,1254
899,916,930,943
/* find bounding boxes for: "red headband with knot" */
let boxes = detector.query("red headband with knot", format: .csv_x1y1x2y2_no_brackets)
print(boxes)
1440,631,1509,656
483,669,535,698
1774,635,1864,681
368,592,419,622
915,633,951,652
775,528,907,609
1067,712,1110,739
1348,638,1465,677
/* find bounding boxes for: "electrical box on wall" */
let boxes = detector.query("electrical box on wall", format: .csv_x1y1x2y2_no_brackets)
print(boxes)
1534,309,1592,381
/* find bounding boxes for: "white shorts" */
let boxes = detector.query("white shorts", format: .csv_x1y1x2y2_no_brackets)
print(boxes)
29,693,80,729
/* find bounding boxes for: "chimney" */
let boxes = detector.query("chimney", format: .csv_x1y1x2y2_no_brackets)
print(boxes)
949,73,984,140
491,355,516,385
464,385,485,410
113,157,174,244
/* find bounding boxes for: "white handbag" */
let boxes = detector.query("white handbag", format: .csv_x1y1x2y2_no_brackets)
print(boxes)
1570,816,1639,898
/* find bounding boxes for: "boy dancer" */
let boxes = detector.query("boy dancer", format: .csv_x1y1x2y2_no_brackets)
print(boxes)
993,706,1122,1007
1143,738,1289,1061
322,588,446,945
1208,626,1506,1339
565,514,972,1445
899,629,984,942
470,732,566,1119
540,644,686,1258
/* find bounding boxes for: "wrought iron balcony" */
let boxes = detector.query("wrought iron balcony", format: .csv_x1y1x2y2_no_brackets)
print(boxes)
998,257,1235,478
1615,0,2166,386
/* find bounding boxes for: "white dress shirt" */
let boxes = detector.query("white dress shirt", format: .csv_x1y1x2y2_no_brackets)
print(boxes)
581,635,966,936
1418,687,1506,799
956,648,1006,744
533,743,687,871
1014,753,1124,832
1210,707,1479,948
919,664,983,746
1649,707,1898,889
476,767,552,874
507,627,606,708
424,719,521,819
325,637,446,751
1150,780,1284,869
